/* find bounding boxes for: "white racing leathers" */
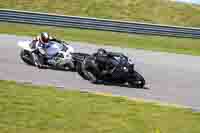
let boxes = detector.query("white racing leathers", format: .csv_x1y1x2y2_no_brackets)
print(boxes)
30,40,74,69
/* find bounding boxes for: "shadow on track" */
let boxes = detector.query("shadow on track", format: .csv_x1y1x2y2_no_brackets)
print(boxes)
93,81,150,90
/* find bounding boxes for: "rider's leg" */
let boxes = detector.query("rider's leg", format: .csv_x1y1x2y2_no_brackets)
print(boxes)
32,51,46,68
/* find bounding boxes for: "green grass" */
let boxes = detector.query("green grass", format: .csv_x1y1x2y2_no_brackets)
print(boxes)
0,80,200,133
0,0,200,27
1,22,200,56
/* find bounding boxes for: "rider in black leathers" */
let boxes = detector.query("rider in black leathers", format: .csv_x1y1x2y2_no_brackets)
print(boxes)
84,48,119,83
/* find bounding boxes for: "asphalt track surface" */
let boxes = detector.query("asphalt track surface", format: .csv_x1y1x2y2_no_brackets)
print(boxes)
1,34,200,109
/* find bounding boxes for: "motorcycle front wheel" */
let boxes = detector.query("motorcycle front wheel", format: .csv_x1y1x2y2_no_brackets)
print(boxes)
128,71,145,88
20,50,34,66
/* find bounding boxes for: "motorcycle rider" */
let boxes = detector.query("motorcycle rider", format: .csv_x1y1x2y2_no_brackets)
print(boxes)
30,32,63,68
85,48,118,83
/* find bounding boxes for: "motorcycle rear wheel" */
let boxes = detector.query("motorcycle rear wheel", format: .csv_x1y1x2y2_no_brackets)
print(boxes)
76,62,90,80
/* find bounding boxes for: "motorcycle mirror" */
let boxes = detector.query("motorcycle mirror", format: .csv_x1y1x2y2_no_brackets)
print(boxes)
128,58,134,64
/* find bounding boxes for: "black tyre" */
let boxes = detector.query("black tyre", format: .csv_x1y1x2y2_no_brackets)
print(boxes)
83,70,98,83
20,50,34,66
128,71,145,88
76,61,90,80
76,57,99,83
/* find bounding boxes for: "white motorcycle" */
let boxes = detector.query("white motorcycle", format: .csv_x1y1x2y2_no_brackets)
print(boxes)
17,40,75,70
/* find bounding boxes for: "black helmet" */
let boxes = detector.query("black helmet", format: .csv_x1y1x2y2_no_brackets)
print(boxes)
97,48,107,55
40,32,50,43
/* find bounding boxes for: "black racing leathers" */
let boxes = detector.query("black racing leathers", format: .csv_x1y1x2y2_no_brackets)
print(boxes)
86,52,119,79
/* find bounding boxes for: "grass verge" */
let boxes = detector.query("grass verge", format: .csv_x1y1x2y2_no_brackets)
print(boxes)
0,80,200,133
1,22,200,56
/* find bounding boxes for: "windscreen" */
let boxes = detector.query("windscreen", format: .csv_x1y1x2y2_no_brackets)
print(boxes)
46,41,64,56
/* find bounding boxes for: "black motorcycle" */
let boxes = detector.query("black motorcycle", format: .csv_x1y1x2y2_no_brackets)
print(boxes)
73,52,145,88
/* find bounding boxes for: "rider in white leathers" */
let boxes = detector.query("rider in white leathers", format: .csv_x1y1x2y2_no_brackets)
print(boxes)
30,32,62,68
